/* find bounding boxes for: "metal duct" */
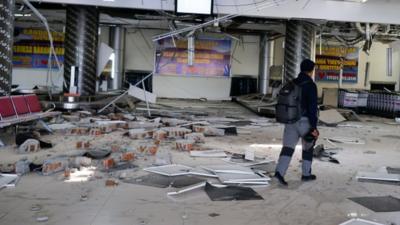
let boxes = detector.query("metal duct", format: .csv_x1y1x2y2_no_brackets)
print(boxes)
0,0,15,95
258,34,272,95
64,5,99,96
108,26,125,90
283,20,315,83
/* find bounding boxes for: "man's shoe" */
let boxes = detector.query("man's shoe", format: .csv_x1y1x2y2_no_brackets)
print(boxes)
301,174,317,182
274,172,288,186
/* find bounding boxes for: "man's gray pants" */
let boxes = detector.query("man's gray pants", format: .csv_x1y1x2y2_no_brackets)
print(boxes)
275,117,315,177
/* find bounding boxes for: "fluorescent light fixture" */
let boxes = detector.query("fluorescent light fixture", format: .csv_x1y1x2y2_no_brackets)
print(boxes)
329,0,368,2
176,0,213,15
14,13,31,17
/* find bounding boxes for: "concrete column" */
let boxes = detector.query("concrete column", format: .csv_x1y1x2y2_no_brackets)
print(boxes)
108,26,125,90
283,20,316,83
258,34,273,95
64,5,99,96
0,0,15,95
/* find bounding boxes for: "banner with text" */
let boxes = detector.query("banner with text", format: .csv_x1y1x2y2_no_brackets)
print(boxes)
155,37,231,77
315,46,358,83
13,28,64,69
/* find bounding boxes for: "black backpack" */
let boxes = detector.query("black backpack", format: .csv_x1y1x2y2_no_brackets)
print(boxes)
275,80,309,124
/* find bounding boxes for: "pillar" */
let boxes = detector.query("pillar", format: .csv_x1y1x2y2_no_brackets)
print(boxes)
0,0,15,95
108,26,125,90
64,5,99,96
283,20,315,83
258,33,273,95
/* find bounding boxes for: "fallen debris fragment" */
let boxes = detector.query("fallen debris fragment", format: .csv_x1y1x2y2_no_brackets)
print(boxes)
105,179,119,187
175,139,195,151
319,109,346,126
184,133,206,143
349,196,400,212
204,182,263,201
36,216,49,223
339,218,385,225
0,174,20,188
325,137,366,145
42,157,69,176
356,171,400,183
190,150,227,158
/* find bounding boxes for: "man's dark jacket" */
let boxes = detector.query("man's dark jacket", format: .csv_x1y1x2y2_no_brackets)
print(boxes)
293,72,318,129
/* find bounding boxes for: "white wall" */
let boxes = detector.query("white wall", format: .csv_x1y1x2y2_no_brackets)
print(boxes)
124,28,261,100
12,68,63,89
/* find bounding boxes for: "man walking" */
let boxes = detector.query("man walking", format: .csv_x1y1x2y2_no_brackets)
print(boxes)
274,59,319,186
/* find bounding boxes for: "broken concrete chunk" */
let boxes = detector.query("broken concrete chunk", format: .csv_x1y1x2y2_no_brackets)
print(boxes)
127,121,160,129
67,127,90,135
105,179,119,187
319,109,346,126
128,129,152,139
89,128,103,136
184,133,205,143
162,127,192,138
17,139,40,154
153,129,168,140
42,158,69,176
193,125,225,136
161,118,188,127
137,143,159,155
175,139,195,151
76,141,91,149
102,158,115,170
121,152,135,162
74,157,92,167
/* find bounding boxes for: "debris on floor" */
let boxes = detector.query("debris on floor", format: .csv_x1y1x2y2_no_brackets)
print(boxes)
190,150,227,158
325,137,366,145
356,171,400,184
319,109,347,126
313,144,341,164
338,218,385,225
204,182,264,201
0,174,20,188
348,196,400,212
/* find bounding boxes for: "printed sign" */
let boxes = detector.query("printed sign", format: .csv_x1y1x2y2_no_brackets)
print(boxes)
13,28,64,69
315,46,358,83
155,36,231,77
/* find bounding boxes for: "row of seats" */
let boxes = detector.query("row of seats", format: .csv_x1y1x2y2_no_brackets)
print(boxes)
0,94,60,128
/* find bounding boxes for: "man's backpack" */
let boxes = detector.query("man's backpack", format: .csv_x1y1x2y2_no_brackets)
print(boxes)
275,81,309,124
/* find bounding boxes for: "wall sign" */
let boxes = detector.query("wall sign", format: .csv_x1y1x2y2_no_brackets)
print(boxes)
315,46,358,83
155,36,231,78
13,28,64,69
